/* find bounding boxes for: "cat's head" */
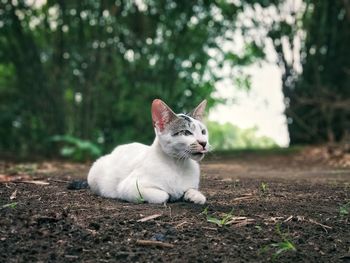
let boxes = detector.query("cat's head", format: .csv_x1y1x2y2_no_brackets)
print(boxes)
151,99,210,161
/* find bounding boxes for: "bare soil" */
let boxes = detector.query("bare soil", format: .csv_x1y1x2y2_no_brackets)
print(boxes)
0,150,349,262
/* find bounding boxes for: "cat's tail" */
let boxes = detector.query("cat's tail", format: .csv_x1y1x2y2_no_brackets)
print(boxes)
67,180,89,190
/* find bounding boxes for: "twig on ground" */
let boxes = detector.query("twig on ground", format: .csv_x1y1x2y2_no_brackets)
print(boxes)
47,178,70,183
230,219,255,227
137,214,162,222
136,239,174,248
175,221,188,228
64,255,79,259
308,219,332,232
284,215,293,222
283,215,332,232
202,226,218,231
232,196,255,201
20,180,50,185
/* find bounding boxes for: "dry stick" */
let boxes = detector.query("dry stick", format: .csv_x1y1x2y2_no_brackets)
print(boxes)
175,221,188,228
284,215,293,222
233,219,255,227
226,218,255,226
137,214,162,222
136,240,174,248
47,178,70,183
283,216,332,232
64,255,79,259
202,226,218,231
232,196,255,201
20,180,50,185
308,219,332,232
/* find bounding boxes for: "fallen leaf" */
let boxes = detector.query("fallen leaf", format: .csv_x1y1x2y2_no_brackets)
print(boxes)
266,216,284,223
10,189,17,200
0,174,31,183
297,215,305,221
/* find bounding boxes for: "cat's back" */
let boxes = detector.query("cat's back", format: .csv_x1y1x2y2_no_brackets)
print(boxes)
100,142,149,171
87,142,149,197
111,142,149,162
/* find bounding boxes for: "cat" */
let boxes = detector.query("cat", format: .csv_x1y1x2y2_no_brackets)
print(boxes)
87,99,210,204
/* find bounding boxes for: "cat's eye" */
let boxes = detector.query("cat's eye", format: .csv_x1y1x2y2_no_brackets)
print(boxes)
173,130,193,136
202,129,206,135
184,130,193,136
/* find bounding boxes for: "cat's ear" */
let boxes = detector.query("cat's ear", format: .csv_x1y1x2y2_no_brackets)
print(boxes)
188,100,207,121
152,99,178,132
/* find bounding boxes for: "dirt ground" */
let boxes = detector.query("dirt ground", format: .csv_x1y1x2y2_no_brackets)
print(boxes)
0,149,349,262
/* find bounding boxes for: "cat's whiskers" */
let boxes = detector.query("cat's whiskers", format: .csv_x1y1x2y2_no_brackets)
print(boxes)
175,150,189,164
182,149,191,160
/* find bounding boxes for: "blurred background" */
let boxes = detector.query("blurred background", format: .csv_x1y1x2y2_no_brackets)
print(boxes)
0,0,349,161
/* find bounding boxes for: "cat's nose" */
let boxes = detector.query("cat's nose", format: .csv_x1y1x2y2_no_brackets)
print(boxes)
198,141,207,149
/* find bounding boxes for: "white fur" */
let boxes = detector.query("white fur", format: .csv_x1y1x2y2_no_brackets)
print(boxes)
87,100,209,204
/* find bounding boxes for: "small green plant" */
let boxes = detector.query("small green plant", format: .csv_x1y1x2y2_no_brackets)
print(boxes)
260,182,269,194
255,225,262,231
2,202,17,209
232,179,240,189
9,164,38,175
270,240,296,259
262,224,296,260
202,207,234,227
136,180,145,204
50,135,102,161
339,202,350,217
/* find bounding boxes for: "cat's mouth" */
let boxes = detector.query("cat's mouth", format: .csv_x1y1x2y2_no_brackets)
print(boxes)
189,151,207,161
191,150,208,156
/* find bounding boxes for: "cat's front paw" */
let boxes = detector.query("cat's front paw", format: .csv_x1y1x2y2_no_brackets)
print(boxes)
184,189,206,204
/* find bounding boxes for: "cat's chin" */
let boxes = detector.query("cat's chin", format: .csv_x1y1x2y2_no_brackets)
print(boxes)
189,152,205,161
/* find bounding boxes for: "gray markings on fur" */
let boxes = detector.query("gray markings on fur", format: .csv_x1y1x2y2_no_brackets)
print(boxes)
178,114,192,123
168,114,196,136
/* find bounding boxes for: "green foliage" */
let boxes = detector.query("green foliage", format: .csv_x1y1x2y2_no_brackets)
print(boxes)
50,135,102,161
267,0,350,144
202,207,235,227
270,240,296,260
135,179,145,204
255,225,262,231
2,202,18,209
226,42,265,66
1,0,347,157
261,224,296,260
260,182,269,194
0,0,272,158
207,121,277,150
339,202,350,218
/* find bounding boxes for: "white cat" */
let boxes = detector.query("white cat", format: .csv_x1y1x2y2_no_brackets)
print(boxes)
87,99,209,204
